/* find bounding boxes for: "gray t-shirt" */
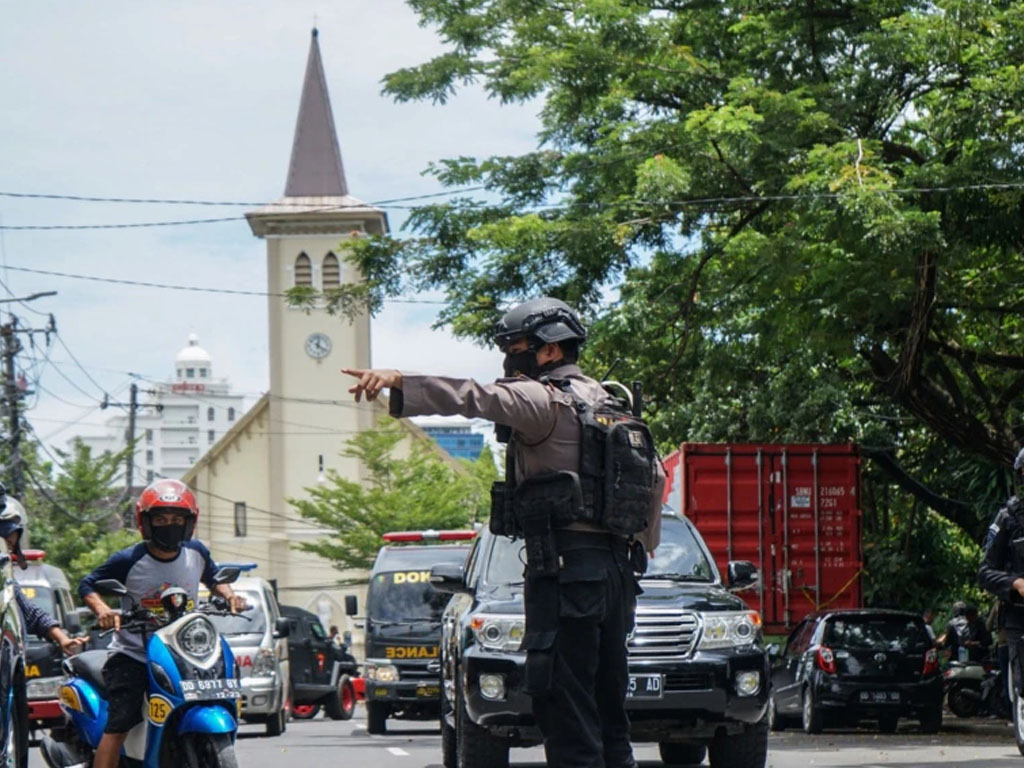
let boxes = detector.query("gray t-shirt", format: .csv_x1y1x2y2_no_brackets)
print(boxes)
79,541,217,662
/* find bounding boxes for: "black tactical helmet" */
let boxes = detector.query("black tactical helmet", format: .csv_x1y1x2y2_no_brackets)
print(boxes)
494,297,587,352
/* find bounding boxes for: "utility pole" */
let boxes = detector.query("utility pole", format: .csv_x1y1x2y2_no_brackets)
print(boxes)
103,382,162,528
1,318,22,497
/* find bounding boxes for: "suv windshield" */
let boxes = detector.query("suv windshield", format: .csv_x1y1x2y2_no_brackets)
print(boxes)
824,615,930,652
645,518,714,582
368,572,450,623
485,537,526,586
20,584,58,618
207,591,266,636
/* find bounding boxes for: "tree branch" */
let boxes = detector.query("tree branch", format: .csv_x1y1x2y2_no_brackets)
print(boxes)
861,446,972,523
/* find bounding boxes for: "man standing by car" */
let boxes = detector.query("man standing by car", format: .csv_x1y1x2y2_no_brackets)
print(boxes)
978,446,1024,746
343,297,664,768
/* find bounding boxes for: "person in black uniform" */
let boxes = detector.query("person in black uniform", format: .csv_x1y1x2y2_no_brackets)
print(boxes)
343,297,664,768
979,447,1024,741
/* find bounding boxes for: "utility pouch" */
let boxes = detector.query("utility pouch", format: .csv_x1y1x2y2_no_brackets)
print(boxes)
489,481,519,538
629,538,648,576
513,471,584,529
514,473,578,579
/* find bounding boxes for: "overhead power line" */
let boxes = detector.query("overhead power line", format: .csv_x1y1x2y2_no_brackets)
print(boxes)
0,264,447,303
3,181,1024,230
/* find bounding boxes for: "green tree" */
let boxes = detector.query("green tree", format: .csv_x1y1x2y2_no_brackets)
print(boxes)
27,439,139,588
290,0,1024,608
290,418,494,577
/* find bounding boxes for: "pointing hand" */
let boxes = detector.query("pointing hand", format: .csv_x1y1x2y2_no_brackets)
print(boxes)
342,368,402,402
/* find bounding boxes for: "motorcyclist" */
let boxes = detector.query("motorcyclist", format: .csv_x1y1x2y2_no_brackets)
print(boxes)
978,446,1024,743
79,479,246,768
0,487,86,655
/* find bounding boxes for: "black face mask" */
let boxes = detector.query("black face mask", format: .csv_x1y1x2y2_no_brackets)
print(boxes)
503,350,541,379
151,524,187,552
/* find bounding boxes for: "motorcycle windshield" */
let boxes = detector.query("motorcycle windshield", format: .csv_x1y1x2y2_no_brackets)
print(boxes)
824,615,930,682
207,591,266,636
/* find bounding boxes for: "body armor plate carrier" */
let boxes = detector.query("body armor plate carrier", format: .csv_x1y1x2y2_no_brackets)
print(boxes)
490,381,658,539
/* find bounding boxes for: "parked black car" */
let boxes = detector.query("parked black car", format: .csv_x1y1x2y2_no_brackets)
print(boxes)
432,511,770,768
768,609,942,734
280,604,359,721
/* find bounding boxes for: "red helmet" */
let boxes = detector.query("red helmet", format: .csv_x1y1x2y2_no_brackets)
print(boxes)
135,479,199,542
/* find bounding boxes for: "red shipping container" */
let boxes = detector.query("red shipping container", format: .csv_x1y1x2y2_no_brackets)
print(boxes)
661,443,863,635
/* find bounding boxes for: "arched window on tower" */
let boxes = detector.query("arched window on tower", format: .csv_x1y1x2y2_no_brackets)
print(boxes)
322,253,341,289
294,253,312,286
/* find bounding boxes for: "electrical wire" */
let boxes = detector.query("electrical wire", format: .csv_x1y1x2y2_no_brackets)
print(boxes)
5,181,1024,230
53,332,114,398
0,264,447,304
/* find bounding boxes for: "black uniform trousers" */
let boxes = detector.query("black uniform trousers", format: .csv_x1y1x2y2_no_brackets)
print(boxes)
529,531,637,768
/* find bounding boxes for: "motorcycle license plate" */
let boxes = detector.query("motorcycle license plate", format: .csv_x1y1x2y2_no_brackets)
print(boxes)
180,678,240,701
627,674,663,699
859,690,900,703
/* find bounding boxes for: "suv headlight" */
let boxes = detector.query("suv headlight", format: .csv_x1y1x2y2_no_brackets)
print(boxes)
470,614,525,652
366,663,399,682
251,649,277,677
698,611,762,650
177,617,217,661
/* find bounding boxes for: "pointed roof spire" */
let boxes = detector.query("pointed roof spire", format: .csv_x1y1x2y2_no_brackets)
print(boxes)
284,28,349,197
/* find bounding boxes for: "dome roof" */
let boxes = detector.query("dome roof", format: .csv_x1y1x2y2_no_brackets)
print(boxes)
175,333,212,365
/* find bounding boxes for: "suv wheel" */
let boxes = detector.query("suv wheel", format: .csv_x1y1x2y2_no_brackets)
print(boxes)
325,675,356,721
919,708,942,734
801,688,824,734
366,701,388,735
707,718,767,768
456,683,508,768
441,712,457,768
659,742,707,766
768,693,785,732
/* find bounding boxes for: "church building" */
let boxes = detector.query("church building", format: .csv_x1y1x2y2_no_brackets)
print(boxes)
183,29,452,636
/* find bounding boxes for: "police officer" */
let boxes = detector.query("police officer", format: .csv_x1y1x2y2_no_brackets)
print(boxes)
343,297,663,768
979,446,1024,739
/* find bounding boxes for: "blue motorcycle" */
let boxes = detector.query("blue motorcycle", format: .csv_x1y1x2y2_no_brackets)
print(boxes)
40,567,244,768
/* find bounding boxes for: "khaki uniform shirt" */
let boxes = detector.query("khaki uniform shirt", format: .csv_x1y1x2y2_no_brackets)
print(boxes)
390,363,663,553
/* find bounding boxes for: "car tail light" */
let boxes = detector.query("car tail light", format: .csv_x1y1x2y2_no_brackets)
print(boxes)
382,530,477,542
815,646,837,675
922,648,939,677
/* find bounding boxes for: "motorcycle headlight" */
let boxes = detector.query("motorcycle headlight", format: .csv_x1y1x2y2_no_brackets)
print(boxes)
251,649,277,677
366,663,399,683
177,617,217,660
470,614,525,652
26,676,63,701
698,611,762,650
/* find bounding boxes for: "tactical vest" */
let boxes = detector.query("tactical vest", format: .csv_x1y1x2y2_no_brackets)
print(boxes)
490,381,658,538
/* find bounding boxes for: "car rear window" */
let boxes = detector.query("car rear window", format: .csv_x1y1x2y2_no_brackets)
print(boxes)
824,615,930,651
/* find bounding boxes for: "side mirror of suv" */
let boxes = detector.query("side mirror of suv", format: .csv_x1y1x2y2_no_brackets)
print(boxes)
727,561,758,591
344,595,358,617
430,563,470,595
273,616,291,639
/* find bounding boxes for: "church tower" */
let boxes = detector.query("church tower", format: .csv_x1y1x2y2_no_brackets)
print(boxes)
246,29,386,541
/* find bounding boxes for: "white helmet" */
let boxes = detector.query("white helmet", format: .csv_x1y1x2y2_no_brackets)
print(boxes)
0,496,27,569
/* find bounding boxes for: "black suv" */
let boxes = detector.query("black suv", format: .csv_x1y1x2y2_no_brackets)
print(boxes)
431,511,769,768
768,609,942,734
280,604,359,720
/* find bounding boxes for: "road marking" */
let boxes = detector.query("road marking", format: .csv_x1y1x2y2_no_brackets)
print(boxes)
386,747,410,756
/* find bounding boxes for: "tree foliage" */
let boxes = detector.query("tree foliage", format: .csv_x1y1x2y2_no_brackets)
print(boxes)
290,418,495,578
298,1,1024,607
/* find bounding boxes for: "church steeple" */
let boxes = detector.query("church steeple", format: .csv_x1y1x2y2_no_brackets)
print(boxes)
284,28,348,197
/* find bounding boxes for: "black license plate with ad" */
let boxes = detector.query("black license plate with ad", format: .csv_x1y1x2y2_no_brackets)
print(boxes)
180,678,240,701
859,690,900,704
627,674,663,699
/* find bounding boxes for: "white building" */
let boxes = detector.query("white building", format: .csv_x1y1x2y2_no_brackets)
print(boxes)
79,334,247,483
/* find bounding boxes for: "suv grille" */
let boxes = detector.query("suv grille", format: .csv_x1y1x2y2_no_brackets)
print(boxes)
396,661,438,680
627,609,699,660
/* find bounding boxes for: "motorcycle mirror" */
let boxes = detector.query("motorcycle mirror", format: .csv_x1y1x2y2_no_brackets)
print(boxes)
95,579,129,597
212,566,241,586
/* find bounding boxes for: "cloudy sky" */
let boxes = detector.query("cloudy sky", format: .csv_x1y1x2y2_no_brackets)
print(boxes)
0,1,540,452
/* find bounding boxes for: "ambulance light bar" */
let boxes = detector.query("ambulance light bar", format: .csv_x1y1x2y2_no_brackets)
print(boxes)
218,562,259,572
22,549,45,561
382,530,477,543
